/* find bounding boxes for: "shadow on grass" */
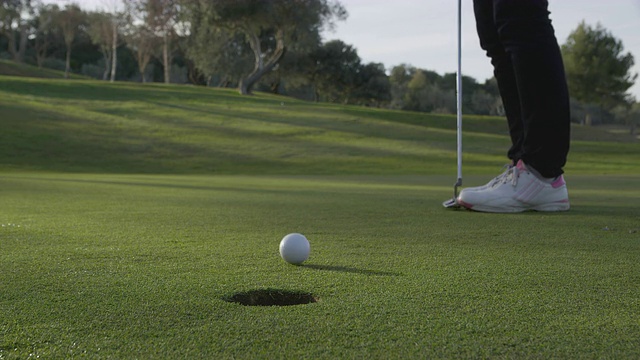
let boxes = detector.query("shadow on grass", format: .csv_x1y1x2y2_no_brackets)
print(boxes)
304,264,400,276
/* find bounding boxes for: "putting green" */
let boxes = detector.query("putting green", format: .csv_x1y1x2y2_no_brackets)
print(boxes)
1,173,638,358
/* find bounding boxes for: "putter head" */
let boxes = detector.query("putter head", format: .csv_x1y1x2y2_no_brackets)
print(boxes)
442,179,463,209
442,197,461,208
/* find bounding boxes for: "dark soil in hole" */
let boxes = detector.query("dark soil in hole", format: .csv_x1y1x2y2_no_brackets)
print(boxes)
225,289,318,306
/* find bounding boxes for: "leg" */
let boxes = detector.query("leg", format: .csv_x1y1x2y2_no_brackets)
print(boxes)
456,0,571,212
473,0,524,163
493,0,571,177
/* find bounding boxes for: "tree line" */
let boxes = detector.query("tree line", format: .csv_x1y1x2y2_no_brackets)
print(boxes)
1,0,638,128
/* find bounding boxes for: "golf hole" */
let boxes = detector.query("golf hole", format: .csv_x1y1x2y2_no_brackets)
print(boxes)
225,289,318,306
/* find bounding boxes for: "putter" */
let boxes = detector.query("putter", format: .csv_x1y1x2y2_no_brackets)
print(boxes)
443,0,463,209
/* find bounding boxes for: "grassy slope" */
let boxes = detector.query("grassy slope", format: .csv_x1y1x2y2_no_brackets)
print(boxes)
1,75,638,175
1,75,639,358
0,59,87,79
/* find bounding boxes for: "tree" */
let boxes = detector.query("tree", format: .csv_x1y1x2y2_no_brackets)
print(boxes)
33,2,59,67
124,0,157,82
388,64,415,110
352,62,391,106
256,12,327,96
403,69,455,113
612,102,640,134
55,3,85,78
87,11,117,80
102,0,126,82
183,0,347,95
388,65,453,112
145,0,178,83
184,1,254,87
308,39,360,102
562,22,637,110
387,64,500,114
124,0,179,83
124,23,157,83
0,0,33,63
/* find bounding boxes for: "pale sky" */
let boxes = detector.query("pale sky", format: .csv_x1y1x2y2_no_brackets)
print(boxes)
323,0,640,100
49,0,640,100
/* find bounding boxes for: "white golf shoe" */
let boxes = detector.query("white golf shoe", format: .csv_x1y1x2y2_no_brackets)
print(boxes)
461,163,514,193
457,160,570,213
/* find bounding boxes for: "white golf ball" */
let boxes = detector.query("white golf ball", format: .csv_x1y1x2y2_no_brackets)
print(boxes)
279,233,310,265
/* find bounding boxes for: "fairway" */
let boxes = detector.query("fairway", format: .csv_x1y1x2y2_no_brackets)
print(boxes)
1,76,640,358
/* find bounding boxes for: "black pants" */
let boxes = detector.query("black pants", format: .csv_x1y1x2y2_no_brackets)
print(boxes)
473,0,570,178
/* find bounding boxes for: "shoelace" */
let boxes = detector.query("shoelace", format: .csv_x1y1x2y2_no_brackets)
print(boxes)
488,164,517,188
501,166,519,187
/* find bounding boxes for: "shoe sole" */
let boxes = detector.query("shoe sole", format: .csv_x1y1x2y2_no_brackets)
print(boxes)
458,200,570,213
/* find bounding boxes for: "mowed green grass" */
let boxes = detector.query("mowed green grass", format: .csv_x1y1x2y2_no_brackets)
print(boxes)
0,60,88,80
0,76,637,175
1,75,640,358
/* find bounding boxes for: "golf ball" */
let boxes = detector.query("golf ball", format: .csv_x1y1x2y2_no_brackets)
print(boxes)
279,233,310,264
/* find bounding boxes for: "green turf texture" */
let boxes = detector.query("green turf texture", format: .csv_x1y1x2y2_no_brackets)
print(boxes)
0,59,88,80
1,75,639,358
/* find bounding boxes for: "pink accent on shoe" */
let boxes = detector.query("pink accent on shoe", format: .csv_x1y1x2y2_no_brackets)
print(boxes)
457,199,473,209
551,176,566,189
516,159,527,171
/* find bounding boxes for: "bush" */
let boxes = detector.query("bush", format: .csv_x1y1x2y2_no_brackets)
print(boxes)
42,58,67,72
570,98,615,125
81,63,105,80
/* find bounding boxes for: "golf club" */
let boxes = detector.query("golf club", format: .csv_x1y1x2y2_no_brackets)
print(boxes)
443,0,463,209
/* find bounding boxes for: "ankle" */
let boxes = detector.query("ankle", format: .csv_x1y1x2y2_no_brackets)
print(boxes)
518,160,556,183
